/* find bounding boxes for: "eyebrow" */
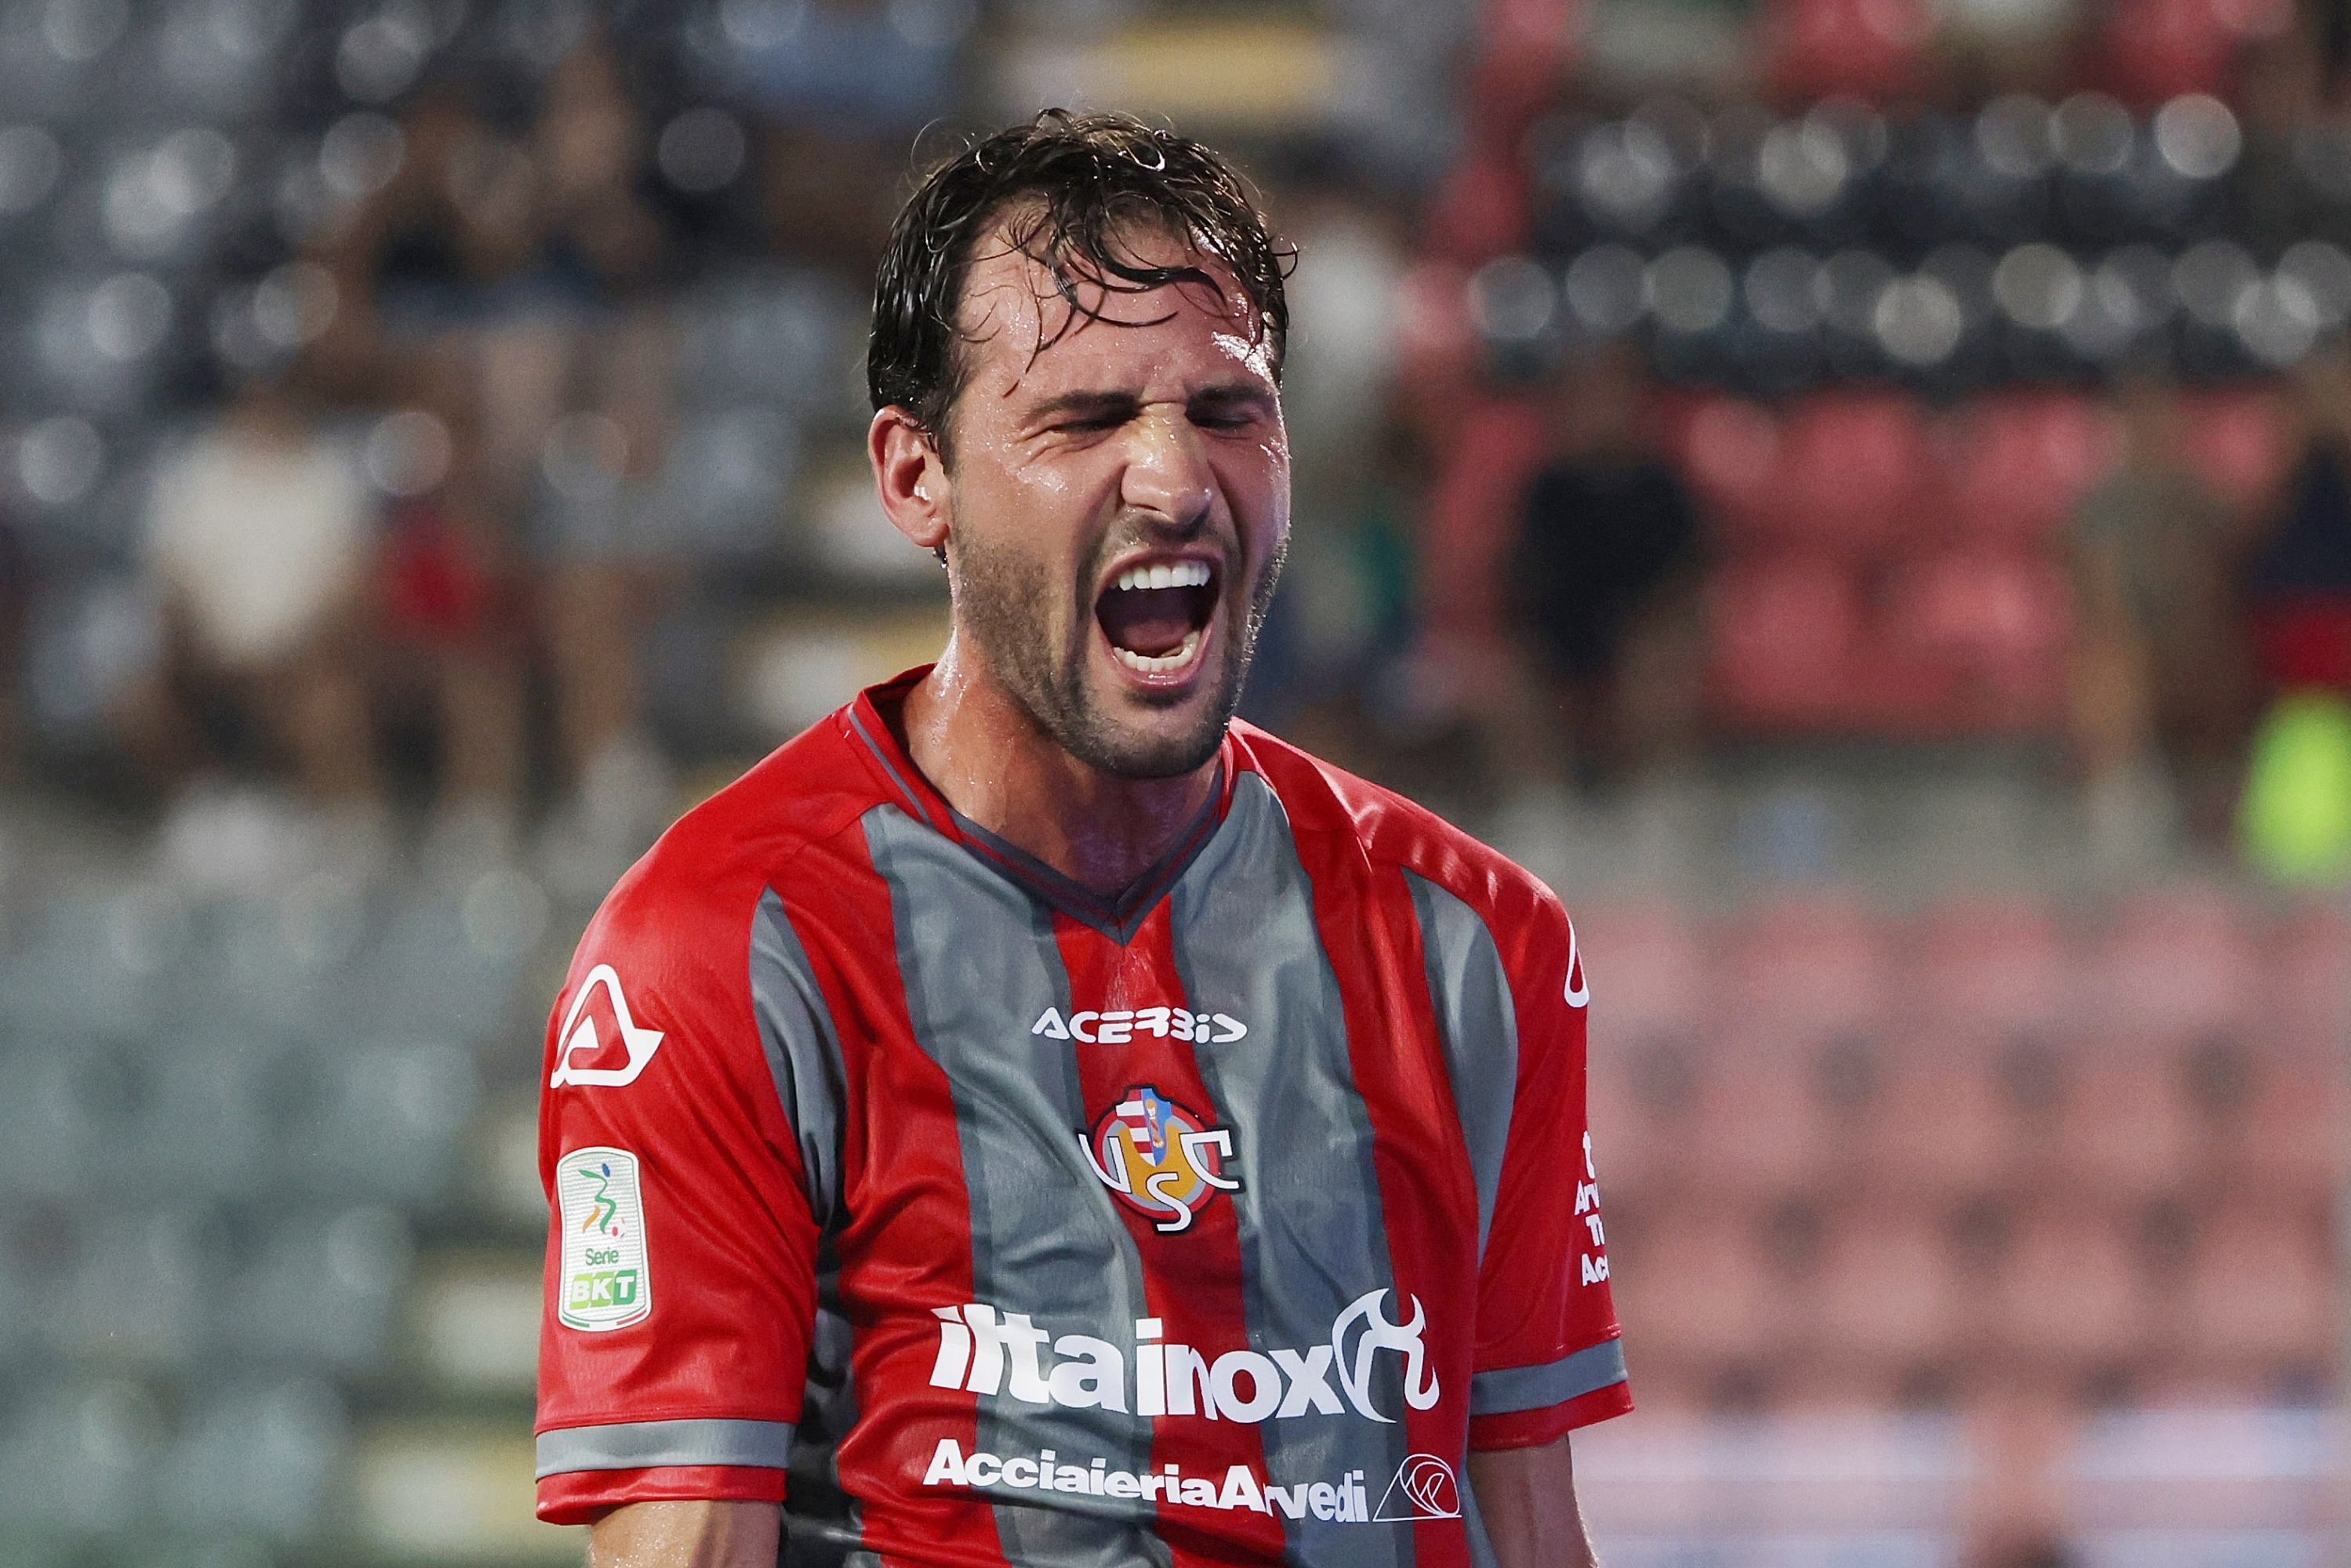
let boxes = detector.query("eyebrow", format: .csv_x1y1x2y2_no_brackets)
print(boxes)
1187,381,1277,409
1024,390,1139,421
1022,382,1277,422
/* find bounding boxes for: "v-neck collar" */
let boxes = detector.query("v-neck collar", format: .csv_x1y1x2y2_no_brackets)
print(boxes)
844,667,1237,944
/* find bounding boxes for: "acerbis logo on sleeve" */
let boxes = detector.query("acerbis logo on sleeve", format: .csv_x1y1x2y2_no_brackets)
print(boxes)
550,964,665,1087
556,1146,651,1330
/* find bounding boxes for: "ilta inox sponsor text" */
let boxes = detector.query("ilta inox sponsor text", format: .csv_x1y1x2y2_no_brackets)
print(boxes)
927,1291,1441,1425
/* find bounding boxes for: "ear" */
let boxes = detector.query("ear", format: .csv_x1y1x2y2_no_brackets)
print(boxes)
869,406,950,555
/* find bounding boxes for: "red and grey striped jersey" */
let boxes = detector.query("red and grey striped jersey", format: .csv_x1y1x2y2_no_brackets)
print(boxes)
535,668,1631,1566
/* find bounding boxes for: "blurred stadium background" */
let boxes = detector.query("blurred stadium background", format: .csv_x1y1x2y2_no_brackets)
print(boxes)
0,0,2344,1564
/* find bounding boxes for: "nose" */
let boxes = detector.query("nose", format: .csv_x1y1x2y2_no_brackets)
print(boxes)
1118,408,1217,535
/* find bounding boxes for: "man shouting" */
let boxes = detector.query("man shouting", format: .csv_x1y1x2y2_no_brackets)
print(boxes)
534,111,1631,1568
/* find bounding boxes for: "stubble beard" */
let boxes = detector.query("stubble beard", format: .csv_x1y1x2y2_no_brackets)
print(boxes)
950,525,1286,780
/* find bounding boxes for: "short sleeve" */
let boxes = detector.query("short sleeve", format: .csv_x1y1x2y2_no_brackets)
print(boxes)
1460,888,1632,1450
534,859,825,1523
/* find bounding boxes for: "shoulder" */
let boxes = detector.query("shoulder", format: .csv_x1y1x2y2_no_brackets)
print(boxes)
579,713,885,975
1230,721,1568,937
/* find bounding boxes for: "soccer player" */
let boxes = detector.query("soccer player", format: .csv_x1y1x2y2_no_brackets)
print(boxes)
535,111,1631,1568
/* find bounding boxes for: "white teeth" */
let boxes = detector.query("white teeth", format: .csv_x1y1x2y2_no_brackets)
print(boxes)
1112,630,1202,675
1112,561,1212,593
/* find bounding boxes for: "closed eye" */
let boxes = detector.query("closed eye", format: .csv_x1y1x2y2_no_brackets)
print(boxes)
1188,387,1275,430
1031,393,1140,437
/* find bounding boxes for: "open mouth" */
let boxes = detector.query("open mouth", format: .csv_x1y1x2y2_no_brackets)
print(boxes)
1095,558,1219,677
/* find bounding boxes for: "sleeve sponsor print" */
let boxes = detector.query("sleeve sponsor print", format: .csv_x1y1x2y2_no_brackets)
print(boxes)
556,1146,652,1330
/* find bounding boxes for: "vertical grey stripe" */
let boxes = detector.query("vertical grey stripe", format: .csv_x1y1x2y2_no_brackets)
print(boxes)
1168,773,1413,1568
751,894,863,1557
1403,872,1519,1267
750,888,847,1225
864,806,1169,1568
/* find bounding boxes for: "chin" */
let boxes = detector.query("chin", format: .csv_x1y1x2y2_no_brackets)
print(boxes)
1077,721,1229,781
1064,688,1234,780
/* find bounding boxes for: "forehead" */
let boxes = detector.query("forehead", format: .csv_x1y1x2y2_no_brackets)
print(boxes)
953,216,1276,398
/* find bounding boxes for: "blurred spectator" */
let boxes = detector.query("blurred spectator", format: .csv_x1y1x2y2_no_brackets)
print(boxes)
2247,345,2351,691
2066,368,2251,849
2235,344,2351,877
371,391,529,877
121,374,381,867
325,39,679,883
762,124,901,272
1499,343,1703,790
516,40,681,885
1250,189,1412,731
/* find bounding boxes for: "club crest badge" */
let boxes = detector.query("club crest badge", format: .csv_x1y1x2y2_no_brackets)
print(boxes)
1078,1084,1241,1234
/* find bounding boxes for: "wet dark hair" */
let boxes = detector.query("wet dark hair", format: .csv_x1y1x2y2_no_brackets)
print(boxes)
867,110,1291,466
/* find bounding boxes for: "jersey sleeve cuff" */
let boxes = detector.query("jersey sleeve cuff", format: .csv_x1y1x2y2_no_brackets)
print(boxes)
1466,1338,1633,1450
1468,1381,1634,1450
536,1465,788,1526
534,1417,797,1524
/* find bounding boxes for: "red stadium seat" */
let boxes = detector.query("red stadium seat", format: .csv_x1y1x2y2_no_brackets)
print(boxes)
1579,905,1713,1038
1416,394,1550,663
2051,1054,2197,1199
1878,549,2073,734
1993,1211,2146,1365
1612,1213,1776,1365
1470,0,1582,132
1423,149,1530,266
1942,393,2124,547
1584,1056,1663,1197
1819,1216,1962,1367
2178,383,2295,521
1863,1036,2025,1196
1706,555,1866,729
1774,392,1942,557
1761,0,1939,102
1675,396,1784,541
1586,1018,1706,1202
1481,0,1581,53
2097,0,2285,106
2222,1044,2349,1193
2263,903,2351,1041
1911,903,2073,1036
2182,1209,2335,1367
1718,897,1891,1040
2088,888,2258,1040
1689,1050,1833,1196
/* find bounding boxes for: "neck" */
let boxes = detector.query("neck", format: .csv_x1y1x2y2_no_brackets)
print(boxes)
897,634,1220,898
